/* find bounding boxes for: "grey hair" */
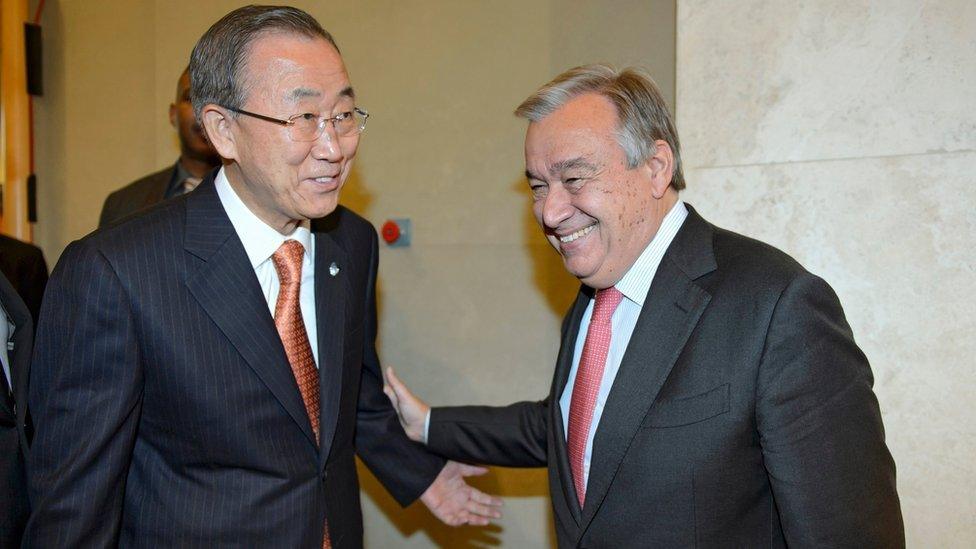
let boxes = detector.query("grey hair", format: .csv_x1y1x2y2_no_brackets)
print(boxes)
189,5,338,122
515,63,685,191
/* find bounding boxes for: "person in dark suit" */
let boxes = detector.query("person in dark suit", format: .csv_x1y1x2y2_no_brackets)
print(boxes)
25,6,499,548
384,64,904,547
0,270,33,547
0,234,48,326
98,66,221,228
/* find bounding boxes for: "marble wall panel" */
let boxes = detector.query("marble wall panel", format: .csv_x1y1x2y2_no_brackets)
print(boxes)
678,1,975,543
678,0,976,168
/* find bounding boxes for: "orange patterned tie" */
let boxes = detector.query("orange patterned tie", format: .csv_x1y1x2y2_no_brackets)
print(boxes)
271,240,331,548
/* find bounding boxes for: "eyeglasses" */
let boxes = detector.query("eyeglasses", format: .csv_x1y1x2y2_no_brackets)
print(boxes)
224,106,369,142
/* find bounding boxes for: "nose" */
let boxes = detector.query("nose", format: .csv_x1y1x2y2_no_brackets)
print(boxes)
541,185,574,229
310,124,342,161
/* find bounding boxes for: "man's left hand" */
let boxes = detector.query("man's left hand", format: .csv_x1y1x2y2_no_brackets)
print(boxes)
420,461,503,526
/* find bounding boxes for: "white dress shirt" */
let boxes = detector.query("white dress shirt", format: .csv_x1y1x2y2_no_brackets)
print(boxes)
215,168,319,366
559,200,688,488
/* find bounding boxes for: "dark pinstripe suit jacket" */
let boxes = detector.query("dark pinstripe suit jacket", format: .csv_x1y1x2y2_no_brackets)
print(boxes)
25,174,443,548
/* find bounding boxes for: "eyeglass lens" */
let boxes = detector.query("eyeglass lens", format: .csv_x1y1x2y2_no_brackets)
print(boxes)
290,110,368,142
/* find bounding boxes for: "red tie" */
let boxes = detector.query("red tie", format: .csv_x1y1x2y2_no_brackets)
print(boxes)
567,286,624,507
271,240,331,549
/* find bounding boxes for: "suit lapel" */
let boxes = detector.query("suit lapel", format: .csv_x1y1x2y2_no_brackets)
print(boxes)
183,177,318,448
311,225,350,470
550,288,592,524
577,207,718,532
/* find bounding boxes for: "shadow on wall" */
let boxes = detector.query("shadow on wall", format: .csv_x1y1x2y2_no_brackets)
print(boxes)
514,177,579,318
358,459,556,548
339,167,375,217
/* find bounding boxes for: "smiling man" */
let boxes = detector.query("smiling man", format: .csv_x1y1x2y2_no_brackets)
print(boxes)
25,6,499,548
385,64,904,547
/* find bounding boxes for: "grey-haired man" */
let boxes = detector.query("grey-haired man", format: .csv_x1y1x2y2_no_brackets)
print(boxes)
386,64,904,547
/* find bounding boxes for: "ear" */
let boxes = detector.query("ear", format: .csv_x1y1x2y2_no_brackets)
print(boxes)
168,103,177,128
200,105,239,161
644,139,675,199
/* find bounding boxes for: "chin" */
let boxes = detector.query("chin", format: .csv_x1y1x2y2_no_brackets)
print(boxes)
305,202,340,220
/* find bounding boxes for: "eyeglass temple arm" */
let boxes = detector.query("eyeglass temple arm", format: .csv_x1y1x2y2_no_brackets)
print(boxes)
225,106,291,126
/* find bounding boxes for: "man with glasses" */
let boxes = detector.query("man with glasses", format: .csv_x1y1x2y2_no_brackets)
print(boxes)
99,67,221,228
24,6,500,547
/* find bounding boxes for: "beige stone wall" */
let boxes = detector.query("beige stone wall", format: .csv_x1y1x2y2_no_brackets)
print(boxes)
676,1,976,546
30,1,675,546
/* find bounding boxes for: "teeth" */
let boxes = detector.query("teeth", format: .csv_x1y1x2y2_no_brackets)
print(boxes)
559,225,594,243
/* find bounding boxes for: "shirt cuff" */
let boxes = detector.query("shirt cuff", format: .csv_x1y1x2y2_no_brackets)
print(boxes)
423,410,431,444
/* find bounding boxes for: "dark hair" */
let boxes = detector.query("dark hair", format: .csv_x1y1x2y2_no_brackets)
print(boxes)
189,5,337,121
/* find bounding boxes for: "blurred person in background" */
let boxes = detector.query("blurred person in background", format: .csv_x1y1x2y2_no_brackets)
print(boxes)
98,66,220,228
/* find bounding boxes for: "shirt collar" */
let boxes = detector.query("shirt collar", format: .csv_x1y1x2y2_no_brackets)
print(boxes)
614,200,689,307
214,167,313,269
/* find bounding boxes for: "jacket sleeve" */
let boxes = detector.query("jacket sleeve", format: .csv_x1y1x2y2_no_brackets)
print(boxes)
24,240,143,548
427,399,550,468
353,229,445,506
756,272,904,547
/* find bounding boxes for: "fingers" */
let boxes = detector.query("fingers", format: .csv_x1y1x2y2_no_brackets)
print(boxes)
384,366,405,397
460,511,492,526
382,383,399,408
468,488,504,508
465,495,503,520
458,463,490,477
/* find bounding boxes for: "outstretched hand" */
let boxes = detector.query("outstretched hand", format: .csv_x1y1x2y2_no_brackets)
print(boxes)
385,368,503,525
420,461,504,526
383,367,431,443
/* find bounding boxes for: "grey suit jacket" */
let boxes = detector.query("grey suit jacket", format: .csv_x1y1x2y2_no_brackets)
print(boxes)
98,165,175,228
429,206,903,548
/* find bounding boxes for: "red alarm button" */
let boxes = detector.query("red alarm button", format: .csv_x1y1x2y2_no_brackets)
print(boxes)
381,220,401,244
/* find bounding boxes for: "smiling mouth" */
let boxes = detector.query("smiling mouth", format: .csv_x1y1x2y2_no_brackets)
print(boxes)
559,224,595,243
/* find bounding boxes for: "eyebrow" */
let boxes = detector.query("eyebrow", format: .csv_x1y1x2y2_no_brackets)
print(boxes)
287,86,356,101
289,87,321,100
525,157,598,182
549,157,597,175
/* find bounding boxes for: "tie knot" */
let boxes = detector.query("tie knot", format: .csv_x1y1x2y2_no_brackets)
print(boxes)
182,176,203,193
592,286,624,322
272,240,305,284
